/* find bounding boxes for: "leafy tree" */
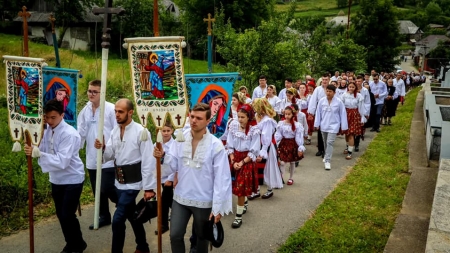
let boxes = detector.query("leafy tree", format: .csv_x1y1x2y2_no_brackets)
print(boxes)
351,0,401,72
425,1,443,23
0,0,35,21
337,0,348,8
173,0,276,59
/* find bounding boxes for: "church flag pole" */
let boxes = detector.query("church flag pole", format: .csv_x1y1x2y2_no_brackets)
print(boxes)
48,14,61,68
203,13,215,74
92,0,125,230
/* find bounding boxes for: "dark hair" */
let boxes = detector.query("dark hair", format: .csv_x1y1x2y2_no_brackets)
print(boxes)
124,99,134,111
347,82,358,98
259,75,267,80
326,85,336,92
322,73,329,78
191,103,211,120
44,99,64,115
284,104,299,131
356,75,364,80
285,77,293,83
163,119,174,129
89,79,101,87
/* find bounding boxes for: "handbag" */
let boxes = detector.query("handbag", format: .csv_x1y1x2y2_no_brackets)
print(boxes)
134,197,158,223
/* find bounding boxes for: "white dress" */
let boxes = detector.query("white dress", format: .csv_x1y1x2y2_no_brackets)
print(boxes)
258,116,283,189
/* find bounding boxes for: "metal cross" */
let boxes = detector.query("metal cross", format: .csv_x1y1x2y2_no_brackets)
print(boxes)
92,0,125,49
18,6,31,57
175,114,182,125
203,13,215,35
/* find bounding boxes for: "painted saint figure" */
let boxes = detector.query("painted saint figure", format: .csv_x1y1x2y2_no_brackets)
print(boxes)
44,79,75,121
145,53,165,99
200,90,227,138
15,69,33,114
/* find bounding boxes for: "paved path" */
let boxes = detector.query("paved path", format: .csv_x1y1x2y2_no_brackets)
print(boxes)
0,130,376,253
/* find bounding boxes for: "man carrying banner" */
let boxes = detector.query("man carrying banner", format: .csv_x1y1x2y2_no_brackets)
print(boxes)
78,79,118,230
24,99,87,253
95,98,157,253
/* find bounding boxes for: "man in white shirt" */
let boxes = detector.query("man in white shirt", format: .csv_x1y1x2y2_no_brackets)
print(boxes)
251,75,268,100
25,99,87,253
308,73,330,157
314,85,348,170
393,72,405,106
278,77,293,100
369,74,387,132
154,103,232,253
354,76,371,152
95,99,157,253
77,79,117,230
330,71,340,81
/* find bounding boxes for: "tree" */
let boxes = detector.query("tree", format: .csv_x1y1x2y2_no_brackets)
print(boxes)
0,0,35,21
173,0,276,59
351,0,401,72
337,0,348,8
425,1,443,23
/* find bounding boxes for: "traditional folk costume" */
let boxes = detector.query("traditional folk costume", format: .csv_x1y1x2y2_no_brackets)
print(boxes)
314,95,348,170
382,85,398,123
37,120,87,252
166,129,232,252
103,121,157,253
308,85,328,156
275,119,306,185
336,86,347,99
252,85,268,100
341,92,366,158
369,80,387,132
77,101,118,228
266,95,281,115
393,77,406,108
354,86,371,151
158,137,176,233
227,115,260,227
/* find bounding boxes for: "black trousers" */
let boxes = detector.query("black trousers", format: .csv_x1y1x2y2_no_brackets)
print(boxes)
51,182,85,250
161,183,173,228
88,167,118,220
317,129,324,152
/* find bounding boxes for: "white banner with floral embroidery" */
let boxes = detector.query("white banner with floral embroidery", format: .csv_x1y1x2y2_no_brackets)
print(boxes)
124,37,189,129
3,55,46,148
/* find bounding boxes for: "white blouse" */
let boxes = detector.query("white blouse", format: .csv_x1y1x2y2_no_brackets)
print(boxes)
279,98,301,115
257,115,277,159
297,111,308,136
274,121,306,152
341,92,366,123
266,95,281,113
226,120,261,161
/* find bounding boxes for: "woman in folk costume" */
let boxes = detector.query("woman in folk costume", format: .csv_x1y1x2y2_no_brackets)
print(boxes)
275,105,305,185
229,92,247,120
341,82,366,160
382,78,398,126
279,87,300,119
298,83,312,145
227,104,260,228
265,85,281,115
250,98,283,200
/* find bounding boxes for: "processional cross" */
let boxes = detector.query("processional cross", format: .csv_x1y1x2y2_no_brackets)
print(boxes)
18,6,31,57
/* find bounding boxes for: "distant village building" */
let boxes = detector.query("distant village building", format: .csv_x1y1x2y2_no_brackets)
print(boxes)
414,35,450,73
398,20,423,44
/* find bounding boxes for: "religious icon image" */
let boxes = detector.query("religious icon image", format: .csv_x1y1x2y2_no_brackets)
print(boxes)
13,66,40,116
136,50,178,100
198,85,229,138
43,67,79,128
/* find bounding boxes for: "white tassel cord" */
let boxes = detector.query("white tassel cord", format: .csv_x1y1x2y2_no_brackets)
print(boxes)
156,130,163,143
12,141,21,152
140,129,148,142
176,129,185,142
32,146,41,158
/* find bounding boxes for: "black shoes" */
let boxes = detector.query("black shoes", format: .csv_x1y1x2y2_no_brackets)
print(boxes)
355,146,359,152
247,192,260,200
315,151,324,156
89,218,111,230
261,191,273,199
232,218,242,228
61,241,87,253
370,128,380,132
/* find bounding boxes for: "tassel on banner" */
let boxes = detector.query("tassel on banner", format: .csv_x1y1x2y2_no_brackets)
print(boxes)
12,141,22,152
156,130,163,143
176,129,185,142
140,129,148,142
32,146,41,158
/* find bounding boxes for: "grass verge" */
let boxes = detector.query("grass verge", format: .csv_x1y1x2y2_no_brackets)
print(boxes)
278,88,420,252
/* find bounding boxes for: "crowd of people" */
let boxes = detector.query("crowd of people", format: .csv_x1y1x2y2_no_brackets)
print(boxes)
22,68,422,253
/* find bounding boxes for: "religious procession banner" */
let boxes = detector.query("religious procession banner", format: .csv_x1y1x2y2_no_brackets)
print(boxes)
3,55,46,148
43,67,79,129
185,73,239,138
124,36,189,129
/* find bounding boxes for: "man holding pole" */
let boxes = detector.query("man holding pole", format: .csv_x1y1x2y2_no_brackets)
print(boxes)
95,98,156,253
77,79,117,230
24,99,87,253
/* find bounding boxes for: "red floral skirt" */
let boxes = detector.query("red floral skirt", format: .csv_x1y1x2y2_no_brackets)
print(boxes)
346,108,362,135
231,150,258,197
277,138,303,162
302,109,314,135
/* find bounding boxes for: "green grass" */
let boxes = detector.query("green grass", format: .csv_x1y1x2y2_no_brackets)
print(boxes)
276,1,360,18
278,88,420,252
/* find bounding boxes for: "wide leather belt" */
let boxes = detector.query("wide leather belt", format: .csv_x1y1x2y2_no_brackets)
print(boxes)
115,161,142,184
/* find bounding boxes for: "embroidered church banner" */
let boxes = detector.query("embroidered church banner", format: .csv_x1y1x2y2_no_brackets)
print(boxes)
185,73,239,138
43,67,79,129
124,36,189,129
3,55,46,146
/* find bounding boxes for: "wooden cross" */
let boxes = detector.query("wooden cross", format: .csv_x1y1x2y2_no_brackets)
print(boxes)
34,132,38,143
49,13,56,33
175,114,182,125
141,114,146,123
18,6,31,57
203,13,215,35
92,0,125,49
156,115,162,125
14,128,20,138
